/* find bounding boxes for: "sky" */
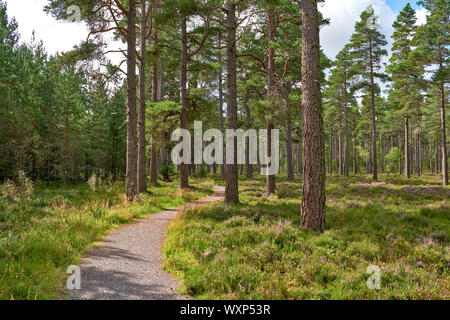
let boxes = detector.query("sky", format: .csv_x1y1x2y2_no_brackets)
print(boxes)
4,0,429,64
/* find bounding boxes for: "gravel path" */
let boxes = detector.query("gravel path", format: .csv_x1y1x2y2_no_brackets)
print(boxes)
68,185,225,300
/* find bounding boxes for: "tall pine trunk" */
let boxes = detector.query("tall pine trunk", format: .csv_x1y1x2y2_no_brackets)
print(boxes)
137,0,147,193
126,0,138,202
440,84,448,186
300,0,326,232
224,2,238,204
179,16,189,189
369,34,378,180
149,31,159,185
286,111,295,181
266,10,276,195
218,32,226,181
404,118,410,179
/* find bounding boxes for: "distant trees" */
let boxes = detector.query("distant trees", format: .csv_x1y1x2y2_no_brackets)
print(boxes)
0,0,447,200
0,1,127,184
413,0,449,186
387,3,420,180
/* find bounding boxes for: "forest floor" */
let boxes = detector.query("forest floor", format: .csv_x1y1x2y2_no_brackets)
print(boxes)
0,178,213,300
164,173,450,300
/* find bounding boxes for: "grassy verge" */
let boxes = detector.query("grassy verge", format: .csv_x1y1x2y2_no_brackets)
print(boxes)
0,178,213,300
163,173,449,299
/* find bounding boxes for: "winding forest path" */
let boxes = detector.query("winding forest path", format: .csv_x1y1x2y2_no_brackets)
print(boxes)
68,185,225,300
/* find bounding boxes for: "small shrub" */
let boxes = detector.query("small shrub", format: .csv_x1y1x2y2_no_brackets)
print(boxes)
385,147,401,174
88,173,98,190
159,160,176,182
0,170,33,201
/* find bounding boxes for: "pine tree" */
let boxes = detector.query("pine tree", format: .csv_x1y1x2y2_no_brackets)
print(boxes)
413,0,449,185
326,44,356,177
387,3,421,180
350,6,388,180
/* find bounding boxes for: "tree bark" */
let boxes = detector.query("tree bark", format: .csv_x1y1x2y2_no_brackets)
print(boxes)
266,10,276,195
440,84,448,186
126,0,138,202
369,33,378,180
218,32,226,181
137,1,148,193
298,139,303,175
245,101,253,178
224,2,238,204
179,16,189,189
398,132,402,175
149,31,159,185
353,119,357,174
300,0,326,233
338,119,342,175
404,118,410,179
286,111,295,181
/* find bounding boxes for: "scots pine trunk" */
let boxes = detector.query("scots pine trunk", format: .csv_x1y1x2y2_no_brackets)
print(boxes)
300,0,326,233
353,119,357,174
218,32,226,181
224,2,238,204
404,118,410,179
297,135,303,175
398,132,402,175
344,90,349,176
137,0,147,193
369,34,378,180
338,119,342,175
286,111,295,181
245,102,253,178
126,0,138,202
179,17,189,189
266,10,276,195
440,84,448,186
149,31,159,185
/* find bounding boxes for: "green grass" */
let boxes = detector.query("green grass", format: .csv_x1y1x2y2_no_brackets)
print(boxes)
163,173,450,300
0,178,213,300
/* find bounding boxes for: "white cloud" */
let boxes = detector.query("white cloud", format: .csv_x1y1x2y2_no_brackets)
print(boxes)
319,0,396,60
5,0,125,65
5,0,88,54
415,8,428,26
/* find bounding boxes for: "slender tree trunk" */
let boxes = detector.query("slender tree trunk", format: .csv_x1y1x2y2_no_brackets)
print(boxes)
329,127,333,175
416,116,421,177
63,107,68,190
266,10,276,195
435,139,439,174
353,119,357,174
440,84,448,185
398,132,402,175
404,118,410,179
335,134,339,174
245,102,253,178
224,2,238,204
338,119,342,175
126,0,138,202
380,131,384,174
149,31,159,185
369,35,377,180
300,0,326,232
344,93,349,176
179,16,189,189
138,2,148,193
286,112,295,181
298,140,303,175
217,33,226,181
